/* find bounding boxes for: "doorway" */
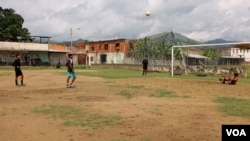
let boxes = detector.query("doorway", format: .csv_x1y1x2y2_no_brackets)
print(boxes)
100,54,107,64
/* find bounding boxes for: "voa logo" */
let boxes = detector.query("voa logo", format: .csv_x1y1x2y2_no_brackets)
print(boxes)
226,129,246,136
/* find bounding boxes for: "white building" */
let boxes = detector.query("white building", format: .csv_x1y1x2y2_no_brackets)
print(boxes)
231,48,250,62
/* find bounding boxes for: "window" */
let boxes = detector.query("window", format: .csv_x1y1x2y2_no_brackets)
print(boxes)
91,46,95,51
115,43,120,50
91,57,94,61
104,44,109,50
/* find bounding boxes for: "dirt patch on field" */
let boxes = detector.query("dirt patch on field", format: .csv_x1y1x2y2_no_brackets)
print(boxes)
0,69,250,141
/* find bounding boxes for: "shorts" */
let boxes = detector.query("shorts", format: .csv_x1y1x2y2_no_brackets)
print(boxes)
67,71,76,78
15,69,23,77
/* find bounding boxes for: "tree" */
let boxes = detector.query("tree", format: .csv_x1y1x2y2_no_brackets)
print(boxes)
130,37,151,59
129,33,179,66
203,49,218,59
203,48,220,65
0,7,30,41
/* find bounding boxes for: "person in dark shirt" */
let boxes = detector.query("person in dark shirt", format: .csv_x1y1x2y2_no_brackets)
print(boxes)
142,55,148,75
13,53,25,86
66,54,76,88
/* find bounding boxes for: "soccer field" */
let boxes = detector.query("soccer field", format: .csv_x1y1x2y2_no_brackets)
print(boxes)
0,68,250,141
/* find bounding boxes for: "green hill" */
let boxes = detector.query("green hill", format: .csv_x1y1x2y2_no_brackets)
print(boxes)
204,38,237,44
148,32,202,45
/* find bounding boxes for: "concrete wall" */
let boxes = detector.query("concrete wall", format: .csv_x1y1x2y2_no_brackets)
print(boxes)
49,52,67,65
88,52,125,64
28,52,48,62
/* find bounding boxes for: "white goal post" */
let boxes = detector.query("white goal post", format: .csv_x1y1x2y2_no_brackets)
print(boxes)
171,42,250,77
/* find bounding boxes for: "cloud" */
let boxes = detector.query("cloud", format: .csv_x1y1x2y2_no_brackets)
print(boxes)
1,0,250,42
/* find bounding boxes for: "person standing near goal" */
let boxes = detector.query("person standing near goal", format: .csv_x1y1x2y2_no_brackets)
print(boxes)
13,53,25,86
66,54,76,88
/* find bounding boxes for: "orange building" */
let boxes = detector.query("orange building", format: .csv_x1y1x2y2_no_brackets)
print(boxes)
76,39,131,64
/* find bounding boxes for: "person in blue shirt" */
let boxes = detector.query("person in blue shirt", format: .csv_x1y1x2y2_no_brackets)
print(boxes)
66,54,76,88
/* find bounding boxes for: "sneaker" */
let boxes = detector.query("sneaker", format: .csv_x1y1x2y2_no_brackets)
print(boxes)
16,84,21,87
66,84,73,88
66,84,75,88
66,83,69,87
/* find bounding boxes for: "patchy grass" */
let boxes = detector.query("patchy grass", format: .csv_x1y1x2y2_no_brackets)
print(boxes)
127,84,144,89
104,81,119,87
150,90,189,98
0,111,6,116
32,105,122,128
0,71,13,76
117,91,133,99
149,105,163,115
3,66,250,84
215,97,250,117
141,137,151,141
150,90,178,98
77,68,169,79
110,139,127,141
76,67,250,84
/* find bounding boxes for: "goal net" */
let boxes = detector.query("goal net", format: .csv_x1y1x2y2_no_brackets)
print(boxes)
171,42,250,77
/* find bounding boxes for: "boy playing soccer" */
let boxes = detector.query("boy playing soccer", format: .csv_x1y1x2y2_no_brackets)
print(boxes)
66,54,76,88
13,53,25,86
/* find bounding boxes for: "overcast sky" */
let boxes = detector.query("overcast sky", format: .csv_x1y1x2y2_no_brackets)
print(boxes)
1,0,250,42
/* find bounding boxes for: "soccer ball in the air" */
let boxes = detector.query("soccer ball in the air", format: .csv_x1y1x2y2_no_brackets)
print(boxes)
145,11,150,16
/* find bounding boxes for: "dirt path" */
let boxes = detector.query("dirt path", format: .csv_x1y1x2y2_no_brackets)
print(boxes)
0,70,250,141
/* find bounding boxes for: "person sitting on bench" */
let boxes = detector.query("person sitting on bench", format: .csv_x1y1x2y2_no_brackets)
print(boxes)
220,73,239,85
